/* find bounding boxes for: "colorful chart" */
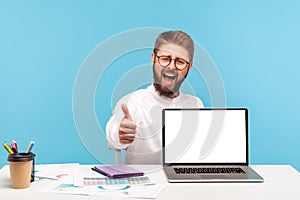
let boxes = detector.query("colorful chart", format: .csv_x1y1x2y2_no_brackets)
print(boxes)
98,185,131,191
83,176,150,186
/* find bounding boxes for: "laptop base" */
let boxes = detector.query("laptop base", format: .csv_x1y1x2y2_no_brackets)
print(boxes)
163,165,264,183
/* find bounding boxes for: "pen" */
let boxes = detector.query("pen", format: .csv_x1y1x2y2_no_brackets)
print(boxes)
35,176,58,181
26,141,35,153
142,183,156,186
11,145,18,154
12,140,18,153
2,142,14,154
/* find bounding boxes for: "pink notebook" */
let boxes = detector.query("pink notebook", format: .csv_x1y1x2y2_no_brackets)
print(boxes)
91,165,144,179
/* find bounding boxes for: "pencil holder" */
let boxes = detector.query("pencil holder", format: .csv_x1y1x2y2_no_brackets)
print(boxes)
7,152,35,189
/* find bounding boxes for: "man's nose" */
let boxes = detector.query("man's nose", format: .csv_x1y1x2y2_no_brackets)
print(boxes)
167,60,177,70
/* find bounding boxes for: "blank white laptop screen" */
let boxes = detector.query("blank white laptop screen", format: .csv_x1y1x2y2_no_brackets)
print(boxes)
164,109,247,164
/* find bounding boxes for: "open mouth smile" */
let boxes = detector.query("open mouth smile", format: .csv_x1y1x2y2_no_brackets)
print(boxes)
161,71,178,88
163,72,176,80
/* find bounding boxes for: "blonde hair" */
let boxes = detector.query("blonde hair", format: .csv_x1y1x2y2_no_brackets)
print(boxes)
153,30,194,62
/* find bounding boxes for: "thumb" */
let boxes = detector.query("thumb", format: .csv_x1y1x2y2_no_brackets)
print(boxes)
121,104,133,120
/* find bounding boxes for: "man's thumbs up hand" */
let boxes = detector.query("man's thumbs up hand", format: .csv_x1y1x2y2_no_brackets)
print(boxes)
121,104,133,120
119,104,137,144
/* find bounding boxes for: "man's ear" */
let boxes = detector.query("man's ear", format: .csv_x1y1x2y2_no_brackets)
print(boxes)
188,63,193,71
151,53,155,64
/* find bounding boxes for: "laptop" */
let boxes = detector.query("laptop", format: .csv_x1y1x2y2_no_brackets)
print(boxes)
162,108,263,183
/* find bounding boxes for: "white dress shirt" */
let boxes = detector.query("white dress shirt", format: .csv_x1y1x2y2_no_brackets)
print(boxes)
106,84,204,164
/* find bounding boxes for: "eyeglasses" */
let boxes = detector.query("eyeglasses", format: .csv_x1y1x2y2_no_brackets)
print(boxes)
155,54,190,71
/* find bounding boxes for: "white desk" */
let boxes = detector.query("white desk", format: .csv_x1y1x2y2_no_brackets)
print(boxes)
1,165,300,200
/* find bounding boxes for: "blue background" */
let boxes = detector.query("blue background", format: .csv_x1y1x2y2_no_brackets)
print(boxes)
1,1,299,170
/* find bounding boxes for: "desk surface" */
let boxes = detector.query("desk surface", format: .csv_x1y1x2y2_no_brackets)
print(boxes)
1,165,300,200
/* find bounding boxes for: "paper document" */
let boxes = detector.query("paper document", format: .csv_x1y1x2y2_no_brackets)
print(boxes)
96,184,165,199
41,181,165,199
38,164,165,199
35,163,80,183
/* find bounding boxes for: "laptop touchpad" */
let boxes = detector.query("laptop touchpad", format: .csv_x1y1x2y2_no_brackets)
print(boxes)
200,175,228,179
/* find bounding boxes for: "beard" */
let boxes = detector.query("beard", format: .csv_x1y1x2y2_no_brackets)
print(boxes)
153,82,176,98
153,65,189,98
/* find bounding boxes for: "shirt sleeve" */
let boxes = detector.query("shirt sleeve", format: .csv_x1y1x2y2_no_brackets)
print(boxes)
197,97,204,108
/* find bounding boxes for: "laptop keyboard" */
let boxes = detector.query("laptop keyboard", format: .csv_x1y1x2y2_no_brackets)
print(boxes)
174,167,246,174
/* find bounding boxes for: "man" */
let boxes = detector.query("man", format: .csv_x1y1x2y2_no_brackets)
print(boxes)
106,30,204,164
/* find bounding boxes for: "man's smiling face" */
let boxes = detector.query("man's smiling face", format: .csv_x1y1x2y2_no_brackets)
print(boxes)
152,43,191,98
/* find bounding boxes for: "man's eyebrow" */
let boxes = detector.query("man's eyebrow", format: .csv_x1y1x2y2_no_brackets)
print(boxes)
157,54,187,60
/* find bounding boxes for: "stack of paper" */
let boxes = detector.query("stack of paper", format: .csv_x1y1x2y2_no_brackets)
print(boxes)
38,164,165,199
